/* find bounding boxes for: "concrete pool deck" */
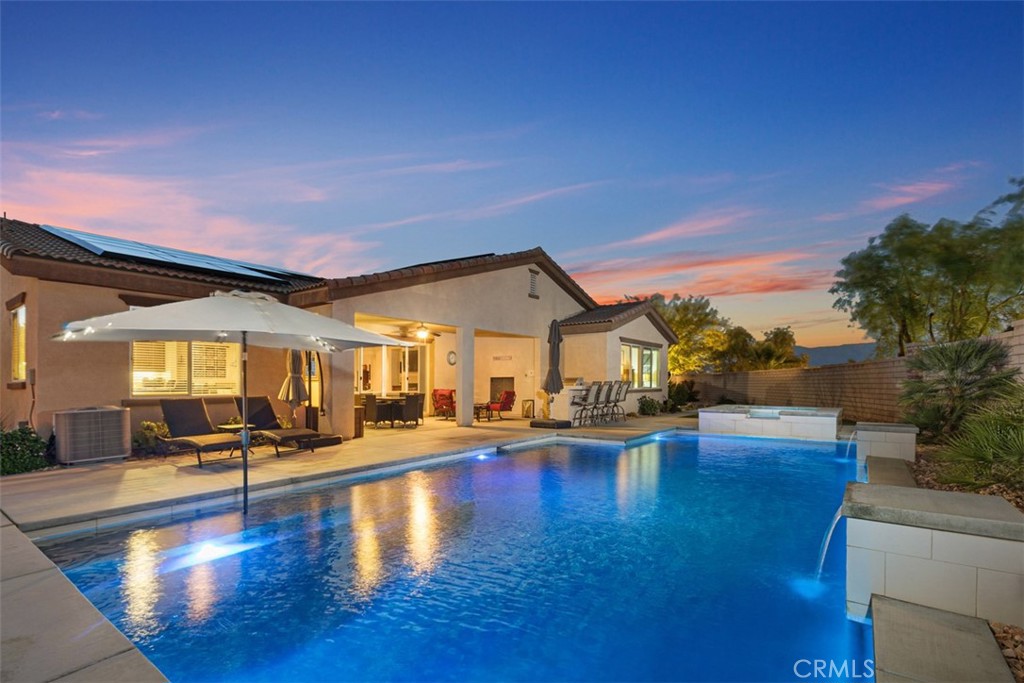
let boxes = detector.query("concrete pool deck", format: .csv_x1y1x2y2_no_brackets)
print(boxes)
1,414,694,683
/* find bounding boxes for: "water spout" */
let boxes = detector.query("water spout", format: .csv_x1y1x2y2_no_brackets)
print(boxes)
844,430,857,460
815,505,844,579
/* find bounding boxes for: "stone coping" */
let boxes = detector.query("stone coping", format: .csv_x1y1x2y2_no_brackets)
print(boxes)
866,457,918,488
1,523,167,682
844,482,1024,542
9,430,670,542
699,404,842,417
871,595,1013,683
857,422,920,434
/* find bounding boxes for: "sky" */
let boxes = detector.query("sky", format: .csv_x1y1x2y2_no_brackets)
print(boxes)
2,2,1021,346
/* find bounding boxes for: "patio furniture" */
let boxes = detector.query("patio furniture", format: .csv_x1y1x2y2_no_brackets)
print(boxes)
159,398,242,468
611,381,630,421
234,396,326,456
396,395,422,428
432,389,456,420
595,381,615,423
571,382,600,426
600,381,621,423
362,394,394,428
473,402,492,421
488,390,516,420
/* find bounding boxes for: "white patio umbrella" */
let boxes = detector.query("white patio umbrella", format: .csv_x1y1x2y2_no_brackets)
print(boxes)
54,290,410,513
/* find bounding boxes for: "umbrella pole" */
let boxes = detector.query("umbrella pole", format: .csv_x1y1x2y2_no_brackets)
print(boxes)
242,331,249,515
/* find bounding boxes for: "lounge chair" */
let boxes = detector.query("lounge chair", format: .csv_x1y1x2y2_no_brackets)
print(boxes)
488,390,516,420
159,398,242,468
234,396,326,456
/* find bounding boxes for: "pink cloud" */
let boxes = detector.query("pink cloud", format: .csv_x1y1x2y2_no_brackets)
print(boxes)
0,160,381,277
563,207,757,258
817,162,980,222
349,181,605,232
568,249,829,303
37,109,103,122
861,181,955,211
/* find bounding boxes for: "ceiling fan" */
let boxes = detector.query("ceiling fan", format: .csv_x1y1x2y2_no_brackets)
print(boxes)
396,323,441,342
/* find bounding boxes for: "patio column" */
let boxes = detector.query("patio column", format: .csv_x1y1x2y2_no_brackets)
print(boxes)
455,326,475,427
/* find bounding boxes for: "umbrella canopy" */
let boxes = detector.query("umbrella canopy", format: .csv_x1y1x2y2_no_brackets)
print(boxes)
55,290,409,513
55,290,401,353
541,319,564,396
278,349,310,412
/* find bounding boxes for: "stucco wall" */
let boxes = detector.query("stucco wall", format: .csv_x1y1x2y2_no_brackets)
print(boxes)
685,320,1024,422
562,315,669,414
612,315,669,413
329,264,586,434
0,272,288,438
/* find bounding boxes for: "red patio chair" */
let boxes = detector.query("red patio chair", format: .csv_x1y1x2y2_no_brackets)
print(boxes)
488,390,516,420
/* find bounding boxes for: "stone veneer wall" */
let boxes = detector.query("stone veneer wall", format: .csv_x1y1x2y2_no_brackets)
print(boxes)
684,319,1024,423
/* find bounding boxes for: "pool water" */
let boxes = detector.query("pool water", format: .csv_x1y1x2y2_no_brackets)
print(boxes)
44,434,872,682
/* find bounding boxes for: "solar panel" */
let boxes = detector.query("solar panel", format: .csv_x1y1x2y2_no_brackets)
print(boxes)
41,224,313,282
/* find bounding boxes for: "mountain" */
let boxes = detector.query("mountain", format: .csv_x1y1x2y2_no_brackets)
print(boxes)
795,342,876,367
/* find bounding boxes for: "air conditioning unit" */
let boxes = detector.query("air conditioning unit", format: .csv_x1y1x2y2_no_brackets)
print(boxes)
54,407,131,465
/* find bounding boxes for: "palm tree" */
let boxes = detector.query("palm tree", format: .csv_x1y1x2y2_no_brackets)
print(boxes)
900,338,1020,440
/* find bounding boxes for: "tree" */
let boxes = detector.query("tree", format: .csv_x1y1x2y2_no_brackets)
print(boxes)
831,180,1024,356
647,294,730,374
829,215,933,357
708,326,808,372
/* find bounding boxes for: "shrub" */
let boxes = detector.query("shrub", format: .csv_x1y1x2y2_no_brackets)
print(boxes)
1,426,49,475
899,339,1019,441
668,380,700,407
637,395,660,416
938,382,1024,489
132,420,170,455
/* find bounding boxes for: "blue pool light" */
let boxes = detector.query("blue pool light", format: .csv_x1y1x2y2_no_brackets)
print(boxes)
162,540,259,573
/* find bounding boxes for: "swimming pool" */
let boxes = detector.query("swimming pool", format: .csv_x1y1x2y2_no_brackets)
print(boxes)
43,434,872,682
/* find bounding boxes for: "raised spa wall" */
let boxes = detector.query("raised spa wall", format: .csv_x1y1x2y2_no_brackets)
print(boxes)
698,405,842,441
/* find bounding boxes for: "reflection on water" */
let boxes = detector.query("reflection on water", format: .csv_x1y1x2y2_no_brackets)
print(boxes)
406,470,438,574
121,530,161,636
350,485,383,598
615,443,661,516
185,562,216,625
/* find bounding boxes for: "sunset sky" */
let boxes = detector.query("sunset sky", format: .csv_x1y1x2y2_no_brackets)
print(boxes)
2,2,1021,346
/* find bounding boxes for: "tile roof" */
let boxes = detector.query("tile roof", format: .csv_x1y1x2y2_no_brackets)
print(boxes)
316,246,596,309
1,218,323,294
560,299,677,344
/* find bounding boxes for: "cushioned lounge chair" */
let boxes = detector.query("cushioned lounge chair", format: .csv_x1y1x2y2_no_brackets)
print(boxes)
159,398,242,468
234,396,328,456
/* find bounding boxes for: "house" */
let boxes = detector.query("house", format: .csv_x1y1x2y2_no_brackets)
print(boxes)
1,218,675,440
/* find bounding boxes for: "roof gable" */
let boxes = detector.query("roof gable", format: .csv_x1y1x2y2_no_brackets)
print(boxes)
302,247,596,309
560,299,677,344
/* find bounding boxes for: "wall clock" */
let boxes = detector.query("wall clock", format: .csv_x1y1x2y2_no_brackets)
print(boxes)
446,351,457,365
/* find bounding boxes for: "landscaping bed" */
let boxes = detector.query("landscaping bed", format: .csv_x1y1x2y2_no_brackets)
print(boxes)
912,444,1024,513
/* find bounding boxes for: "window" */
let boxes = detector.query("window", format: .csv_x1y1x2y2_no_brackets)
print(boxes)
10,305,26,381
620,342,660,389
131,340,240,396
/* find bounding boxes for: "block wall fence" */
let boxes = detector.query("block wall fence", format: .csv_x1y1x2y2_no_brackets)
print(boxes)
681,319,1024,423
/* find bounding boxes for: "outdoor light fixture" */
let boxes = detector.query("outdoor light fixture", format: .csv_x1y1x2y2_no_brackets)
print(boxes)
414,324,430,341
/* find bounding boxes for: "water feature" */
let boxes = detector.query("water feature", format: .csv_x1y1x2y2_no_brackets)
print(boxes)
844,430,858,460
816,504,845,579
